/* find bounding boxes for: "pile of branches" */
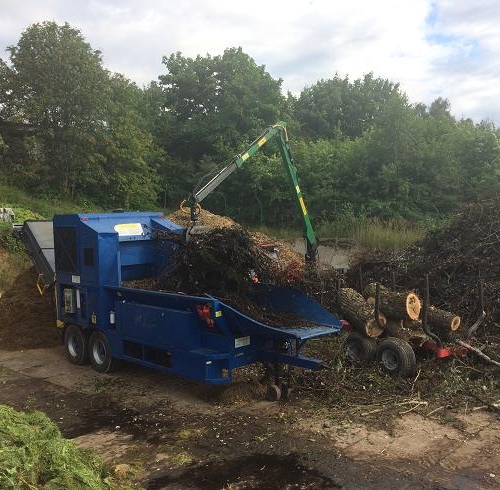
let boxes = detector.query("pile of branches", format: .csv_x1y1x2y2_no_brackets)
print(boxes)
157,227,279,295
348,198,500,337
146,224,342,327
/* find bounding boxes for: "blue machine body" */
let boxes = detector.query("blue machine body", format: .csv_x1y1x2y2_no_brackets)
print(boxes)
50,211,342,384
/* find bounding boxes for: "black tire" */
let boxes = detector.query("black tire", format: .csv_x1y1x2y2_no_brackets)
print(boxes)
376,338,416,377
346,332,377,361
89,331,116,373
64,324,89,365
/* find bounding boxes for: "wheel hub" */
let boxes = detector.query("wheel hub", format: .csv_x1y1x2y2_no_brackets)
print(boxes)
67,333,81,358
381,349,398,371
93,340,107,365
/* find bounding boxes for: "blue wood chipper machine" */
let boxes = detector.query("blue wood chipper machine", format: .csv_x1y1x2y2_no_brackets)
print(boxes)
17,211,343,398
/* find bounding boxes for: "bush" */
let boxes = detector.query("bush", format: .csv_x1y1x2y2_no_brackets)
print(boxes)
0,224,23,253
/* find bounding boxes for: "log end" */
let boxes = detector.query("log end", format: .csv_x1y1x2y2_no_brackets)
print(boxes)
406,293,421,320
367,318,384,338
451,316,461,331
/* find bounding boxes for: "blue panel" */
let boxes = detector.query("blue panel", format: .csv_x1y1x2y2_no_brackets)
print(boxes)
116,301,201,350
250,284,343,328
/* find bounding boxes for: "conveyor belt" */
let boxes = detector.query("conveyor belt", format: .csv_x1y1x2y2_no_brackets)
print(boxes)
21,220,55,286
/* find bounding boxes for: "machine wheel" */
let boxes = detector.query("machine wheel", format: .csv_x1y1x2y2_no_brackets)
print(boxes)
265,384,282,402
346,332,377,361
376,338,416,377
89,331,116,373
64,324,89,365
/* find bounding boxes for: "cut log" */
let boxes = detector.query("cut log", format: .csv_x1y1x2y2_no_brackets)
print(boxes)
404,317,456,343
363,283,421,320
339,287,386,338
363,282,389,300
384,319,406,339
403,319,423,330
367,311,387,338
386,319,428,345
378,291,421,320
428,306,461,331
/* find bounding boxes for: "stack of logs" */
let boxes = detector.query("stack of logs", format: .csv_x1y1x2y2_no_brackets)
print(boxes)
339,283,461,343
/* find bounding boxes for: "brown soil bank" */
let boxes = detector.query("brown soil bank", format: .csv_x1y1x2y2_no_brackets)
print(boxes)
0,267,59,350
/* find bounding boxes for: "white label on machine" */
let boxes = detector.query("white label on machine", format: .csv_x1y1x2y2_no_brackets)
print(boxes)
76,289,81,309
72,275,81,284
235,336,250,348
114,223,143,236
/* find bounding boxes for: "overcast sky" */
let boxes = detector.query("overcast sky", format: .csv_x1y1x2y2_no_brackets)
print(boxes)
1,0,500,124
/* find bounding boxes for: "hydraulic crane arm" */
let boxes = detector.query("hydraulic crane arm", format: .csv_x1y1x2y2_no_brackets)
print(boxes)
184,121,318,262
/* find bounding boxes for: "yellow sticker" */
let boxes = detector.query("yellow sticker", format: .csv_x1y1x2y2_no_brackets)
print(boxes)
295,185,301,193
258,137,267,147
241,152,250,161
114,223,143,236
299,197,308,216
215,310,222,317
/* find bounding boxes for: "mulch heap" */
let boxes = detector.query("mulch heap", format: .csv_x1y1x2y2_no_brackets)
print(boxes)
0,266,59,351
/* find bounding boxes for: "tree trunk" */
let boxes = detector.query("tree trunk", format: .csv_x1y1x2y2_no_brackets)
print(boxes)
363,283,420,320
404,315,458,343
385,319,428,344
379,291,421,320
363,282,389,299
428,306,461,331
339,287,386,338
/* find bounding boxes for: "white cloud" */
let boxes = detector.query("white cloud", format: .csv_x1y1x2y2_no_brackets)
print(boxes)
1,0,500,123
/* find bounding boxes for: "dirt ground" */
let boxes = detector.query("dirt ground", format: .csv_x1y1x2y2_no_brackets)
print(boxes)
0,345,499,489
1,244,499,488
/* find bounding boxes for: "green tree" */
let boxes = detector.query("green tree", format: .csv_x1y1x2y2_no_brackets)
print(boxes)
0,21,109,197
294,73,399,139
452,119,500,199
158,47,285,161
86,75,162,209
152,47,287,213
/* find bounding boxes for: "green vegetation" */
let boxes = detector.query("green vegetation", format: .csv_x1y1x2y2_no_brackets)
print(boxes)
351,218,426,249
0,404,108,489
319,217,426,249
1,21,500,240
0,182,94,220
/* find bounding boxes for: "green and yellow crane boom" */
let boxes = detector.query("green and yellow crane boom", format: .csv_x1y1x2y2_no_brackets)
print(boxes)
181,122,318,262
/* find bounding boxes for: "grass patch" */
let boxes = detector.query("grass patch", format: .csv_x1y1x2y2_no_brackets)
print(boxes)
319,217,427,249
0,404,109,489
0,182,98,220
351,218,426,249
252,218,426,250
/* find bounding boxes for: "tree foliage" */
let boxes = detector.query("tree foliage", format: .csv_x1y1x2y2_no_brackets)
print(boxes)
1,21,500,227
1,22,109,196
295,73,400,139
158,47,286,161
